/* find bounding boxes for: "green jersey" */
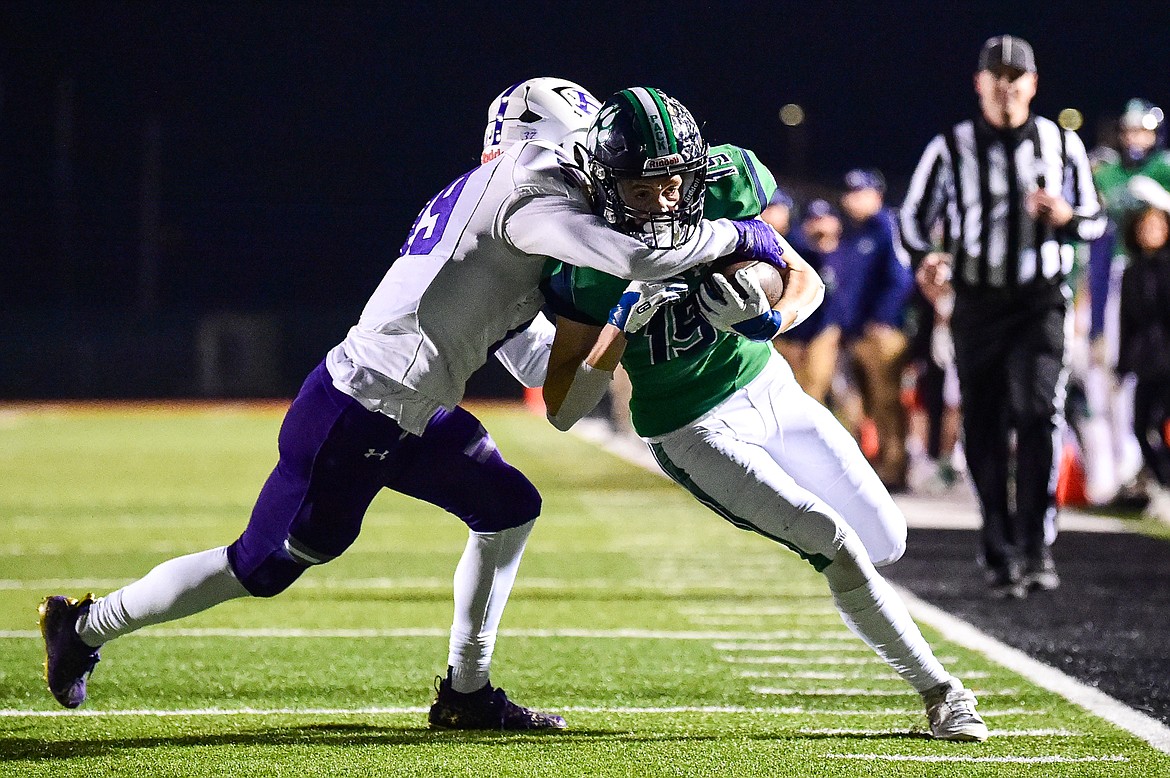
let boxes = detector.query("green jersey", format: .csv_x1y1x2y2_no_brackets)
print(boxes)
1093,151,1170,228
545,144,779,437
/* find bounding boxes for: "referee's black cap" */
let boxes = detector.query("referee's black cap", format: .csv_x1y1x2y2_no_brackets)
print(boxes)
978,35,1036,74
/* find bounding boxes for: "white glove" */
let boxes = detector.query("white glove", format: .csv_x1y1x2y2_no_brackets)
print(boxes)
697,269,783,341
931,322,956,369
607,279,689,333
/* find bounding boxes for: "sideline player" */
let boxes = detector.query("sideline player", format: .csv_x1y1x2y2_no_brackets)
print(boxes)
38,77,790,729
540,87,988,742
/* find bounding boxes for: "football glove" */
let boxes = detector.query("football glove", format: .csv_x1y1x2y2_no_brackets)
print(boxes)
730,218,789,272
698,269,784,342
607,279,689,333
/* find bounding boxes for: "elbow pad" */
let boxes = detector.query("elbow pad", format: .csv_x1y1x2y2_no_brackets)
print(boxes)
546,362,613,432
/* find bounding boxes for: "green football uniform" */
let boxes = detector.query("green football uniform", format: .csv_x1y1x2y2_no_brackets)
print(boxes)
544,144,779,437
1093,150,1170,232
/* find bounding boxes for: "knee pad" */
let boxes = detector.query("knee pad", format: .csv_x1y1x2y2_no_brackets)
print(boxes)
464,470,542,533
875,535,907,568
228,538,318,598
823,530,876,594
870,515,907,567
766,506,848,573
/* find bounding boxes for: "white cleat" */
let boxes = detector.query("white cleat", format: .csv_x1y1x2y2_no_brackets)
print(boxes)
923,678,989,742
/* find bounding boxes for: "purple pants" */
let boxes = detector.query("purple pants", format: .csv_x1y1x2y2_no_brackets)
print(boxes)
227,361,541,596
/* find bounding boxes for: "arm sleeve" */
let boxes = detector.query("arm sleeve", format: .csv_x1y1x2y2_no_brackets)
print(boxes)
899,134,950,265
504,194,739,281
545,361,614,432
493,312,556,388
1060,131,1107,243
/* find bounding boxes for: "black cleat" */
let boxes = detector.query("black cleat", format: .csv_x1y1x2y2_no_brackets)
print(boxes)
428,676,567,730
39,594,101,708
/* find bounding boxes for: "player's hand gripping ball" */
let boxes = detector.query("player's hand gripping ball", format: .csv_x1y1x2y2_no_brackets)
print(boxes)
698,255,786,342
707,255,785,307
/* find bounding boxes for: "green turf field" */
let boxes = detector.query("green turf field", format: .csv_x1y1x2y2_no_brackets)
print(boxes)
1,403,1166,776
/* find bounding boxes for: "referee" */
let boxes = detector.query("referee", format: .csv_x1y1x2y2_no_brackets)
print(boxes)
900,35,1105,598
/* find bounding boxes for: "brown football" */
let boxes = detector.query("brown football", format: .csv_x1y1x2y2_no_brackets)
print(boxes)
709,255,785,307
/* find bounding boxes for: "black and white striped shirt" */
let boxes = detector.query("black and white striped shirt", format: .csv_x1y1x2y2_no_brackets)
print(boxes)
900,115,1105,291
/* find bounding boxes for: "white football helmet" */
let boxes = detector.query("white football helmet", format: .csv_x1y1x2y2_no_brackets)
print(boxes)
481,77,601,164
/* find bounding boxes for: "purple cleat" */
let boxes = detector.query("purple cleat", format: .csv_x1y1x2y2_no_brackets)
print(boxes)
428,675,567,730
38,594,101,709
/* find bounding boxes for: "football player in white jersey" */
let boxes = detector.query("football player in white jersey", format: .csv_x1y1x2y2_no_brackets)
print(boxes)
38,77,789,729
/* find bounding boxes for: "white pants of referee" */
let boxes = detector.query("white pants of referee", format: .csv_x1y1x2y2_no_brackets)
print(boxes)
646,354,907,570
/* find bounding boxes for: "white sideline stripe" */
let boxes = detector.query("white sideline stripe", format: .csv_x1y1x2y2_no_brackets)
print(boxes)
898,587,1170,755
574,425,1170,755
751,687,1014,697
828,753,1128,764
0,705,1040,719
0,627,870,641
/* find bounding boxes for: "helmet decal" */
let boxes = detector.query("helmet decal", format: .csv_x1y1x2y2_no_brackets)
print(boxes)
481,77,601,164
621,87,678,161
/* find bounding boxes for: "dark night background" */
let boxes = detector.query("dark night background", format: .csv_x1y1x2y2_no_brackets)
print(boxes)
3,1,1170,398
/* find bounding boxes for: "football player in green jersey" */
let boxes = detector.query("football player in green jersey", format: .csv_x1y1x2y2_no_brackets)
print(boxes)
542,87,988,742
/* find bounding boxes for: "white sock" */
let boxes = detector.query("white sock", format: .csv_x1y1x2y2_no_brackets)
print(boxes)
447,520,534,693
824,544,950,694
831,575,950,693
77,546,248,646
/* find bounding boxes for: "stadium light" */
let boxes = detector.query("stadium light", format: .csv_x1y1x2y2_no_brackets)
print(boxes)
779,103,805,127
1058,108,1083,132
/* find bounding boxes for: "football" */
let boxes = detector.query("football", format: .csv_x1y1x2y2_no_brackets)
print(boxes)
709,255,785,307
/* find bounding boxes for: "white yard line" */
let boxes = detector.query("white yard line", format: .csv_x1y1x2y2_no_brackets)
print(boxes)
0,705,1041,719
827,753,1128,763
0,627,901,641
1,577,766,592
751,687,1015,697
737,670,991,680
712,641,868,651
683,614,842,625
720,655,959,666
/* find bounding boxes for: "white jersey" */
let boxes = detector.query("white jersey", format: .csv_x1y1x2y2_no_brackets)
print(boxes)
327,140,740,434
493,312,555,389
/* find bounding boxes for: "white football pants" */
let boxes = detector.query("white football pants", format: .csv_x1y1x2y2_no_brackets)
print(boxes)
647,355,906,568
